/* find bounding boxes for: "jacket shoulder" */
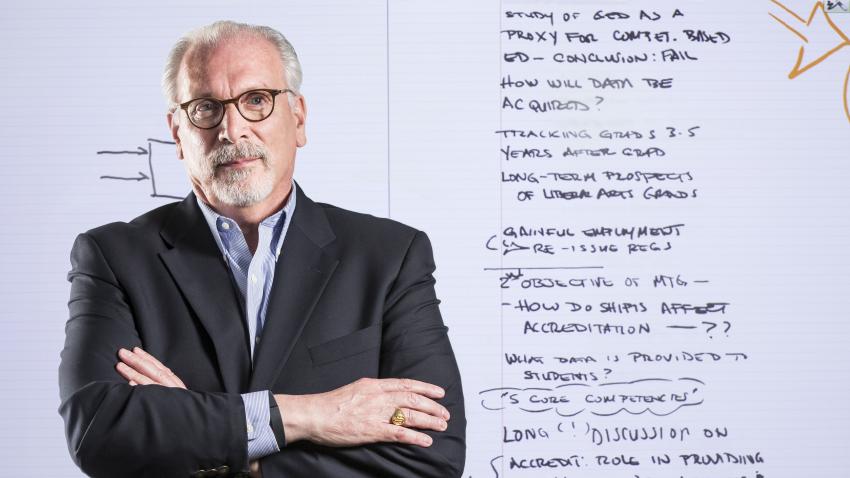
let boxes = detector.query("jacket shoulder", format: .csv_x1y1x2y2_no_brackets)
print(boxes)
80,200,181,243
316,202,421,243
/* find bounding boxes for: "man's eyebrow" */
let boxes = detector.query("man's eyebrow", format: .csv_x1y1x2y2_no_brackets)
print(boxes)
188,86,276,99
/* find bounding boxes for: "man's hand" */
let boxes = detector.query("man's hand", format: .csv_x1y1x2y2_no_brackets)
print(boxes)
116,350,451,458
116,347,186,388
275,377,450,449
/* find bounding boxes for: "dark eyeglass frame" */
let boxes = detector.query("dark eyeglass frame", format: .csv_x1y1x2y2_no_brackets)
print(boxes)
178,88,294,129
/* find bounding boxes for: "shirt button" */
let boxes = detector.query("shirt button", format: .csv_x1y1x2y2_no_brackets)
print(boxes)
251,274,258,284
247,423,254,434
221,222,230,230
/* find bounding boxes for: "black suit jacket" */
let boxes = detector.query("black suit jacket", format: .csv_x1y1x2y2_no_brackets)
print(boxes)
58,184,466,477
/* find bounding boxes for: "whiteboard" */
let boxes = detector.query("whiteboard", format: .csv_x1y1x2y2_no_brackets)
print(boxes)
2,1,849,476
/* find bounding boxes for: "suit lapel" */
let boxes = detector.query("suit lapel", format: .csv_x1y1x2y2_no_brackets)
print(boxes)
249,186,339,391
158,194,251,393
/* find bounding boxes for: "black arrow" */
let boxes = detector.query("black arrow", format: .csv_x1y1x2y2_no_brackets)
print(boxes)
96,146,149,155
100,171,150,181
502,241,530,255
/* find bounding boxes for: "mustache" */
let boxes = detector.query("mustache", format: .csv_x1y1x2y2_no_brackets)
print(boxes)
209,142,268,167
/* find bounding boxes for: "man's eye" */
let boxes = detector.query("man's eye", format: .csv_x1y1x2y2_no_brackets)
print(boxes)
244,93,269,106
194,100,218,113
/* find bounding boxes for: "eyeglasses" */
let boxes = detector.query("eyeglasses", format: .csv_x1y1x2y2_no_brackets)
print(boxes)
178,88,293,129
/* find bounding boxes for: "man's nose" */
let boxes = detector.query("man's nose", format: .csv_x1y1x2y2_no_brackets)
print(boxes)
217,103,249,144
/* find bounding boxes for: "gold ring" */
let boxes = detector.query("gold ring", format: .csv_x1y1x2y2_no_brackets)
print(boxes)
390,408,406,426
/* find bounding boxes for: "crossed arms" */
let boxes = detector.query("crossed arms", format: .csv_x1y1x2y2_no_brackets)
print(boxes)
58,230,466,477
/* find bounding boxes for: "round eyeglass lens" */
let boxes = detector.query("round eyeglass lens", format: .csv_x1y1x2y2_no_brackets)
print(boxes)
238,90,275,121
188,99,223,128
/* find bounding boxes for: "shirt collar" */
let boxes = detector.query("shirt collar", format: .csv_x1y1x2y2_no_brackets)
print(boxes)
196,180,298,258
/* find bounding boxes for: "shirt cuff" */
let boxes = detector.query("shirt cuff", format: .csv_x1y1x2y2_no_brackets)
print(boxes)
241,390,280,461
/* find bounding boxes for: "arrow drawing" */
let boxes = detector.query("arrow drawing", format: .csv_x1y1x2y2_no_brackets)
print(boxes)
97,138,182,200
100,171,150,181
96,146,149,156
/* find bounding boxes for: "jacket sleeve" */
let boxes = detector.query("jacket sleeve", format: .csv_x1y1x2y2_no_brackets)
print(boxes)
260,230,467,477
58,233,250,478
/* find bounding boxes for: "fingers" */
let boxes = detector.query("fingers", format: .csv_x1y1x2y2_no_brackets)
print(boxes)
392,408,448,433
132,347,167,371
133,347,186,388
390,390,450,421
116,347,186,389
379,378,445,400
378,423,434,447
116,361,155,385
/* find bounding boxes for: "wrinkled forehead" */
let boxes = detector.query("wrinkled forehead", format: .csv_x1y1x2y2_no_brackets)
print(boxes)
175,35,284,100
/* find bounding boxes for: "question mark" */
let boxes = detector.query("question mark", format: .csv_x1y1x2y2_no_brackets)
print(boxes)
702,321,717,338
723,321,732,335
595,96,604,110
603,368,612,378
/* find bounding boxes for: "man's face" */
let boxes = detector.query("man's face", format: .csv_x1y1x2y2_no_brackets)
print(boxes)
167,35,306,208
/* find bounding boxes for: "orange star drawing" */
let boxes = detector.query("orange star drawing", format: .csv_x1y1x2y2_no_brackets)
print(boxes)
769,0,850,123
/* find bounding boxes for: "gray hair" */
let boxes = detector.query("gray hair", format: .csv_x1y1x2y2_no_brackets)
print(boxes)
162,20,302,111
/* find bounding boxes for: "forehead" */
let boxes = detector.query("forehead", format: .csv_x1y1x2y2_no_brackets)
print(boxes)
177,35,285,99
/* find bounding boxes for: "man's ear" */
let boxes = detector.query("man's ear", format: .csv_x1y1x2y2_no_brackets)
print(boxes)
293,95,307,148
166,111,184,160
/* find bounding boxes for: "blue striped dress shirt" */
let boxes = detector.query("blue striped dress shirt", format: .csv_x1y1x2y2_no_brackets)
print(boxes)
196,181,297,461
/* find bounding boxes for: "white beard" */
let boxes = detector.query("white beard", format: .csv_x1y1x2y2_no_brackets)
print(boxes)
184,140,275,207
210,162,275,207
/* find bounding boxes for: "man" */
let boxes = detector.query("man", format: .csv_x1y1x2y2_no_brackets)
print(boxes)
58,20,465,477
